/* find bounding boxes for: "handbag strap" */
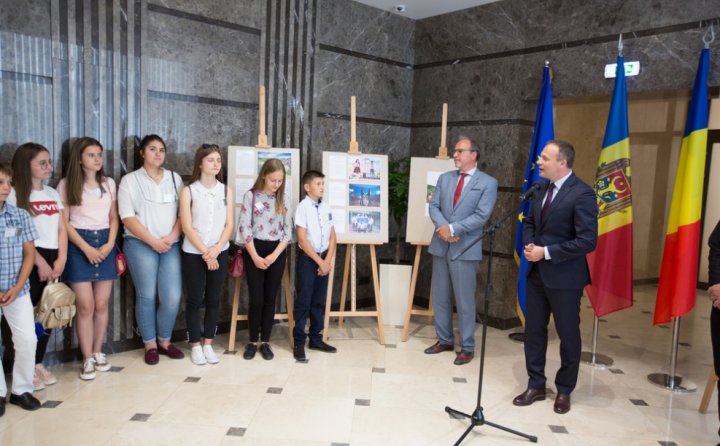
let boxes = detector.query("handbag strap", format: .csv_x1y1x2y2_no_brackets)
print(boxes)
115,243,123,254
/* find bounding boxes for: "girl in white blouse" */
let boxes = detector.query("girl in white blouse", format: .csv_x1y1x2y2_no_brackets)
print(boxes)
237,159,293,360
179,144,234,365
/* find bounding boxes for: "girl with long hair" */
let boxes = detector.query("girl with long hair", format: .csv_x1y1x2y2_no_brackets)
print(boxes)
237,158,292,360
118,135,184,365
57,137,118,380
9,143,67,389
179,144,234,365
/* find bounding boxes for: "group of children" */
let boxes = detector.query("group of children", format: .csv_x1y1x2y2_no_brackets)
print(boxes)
0,135,337,417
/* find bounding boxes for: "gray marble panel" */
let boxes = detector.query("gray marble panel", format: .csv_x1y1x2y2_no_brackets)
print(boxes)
415,0,720,65
144,96,257,176
523,30,720,99
318,0,415,65
414,1,525,65
477,256,521,321
0,0,52,38
310,118,411,171
521,0,720,51
0,75,54,151
149,0,265,29
0,30,53,77
315,50,414,122
144,9,260,102
411,57,524,123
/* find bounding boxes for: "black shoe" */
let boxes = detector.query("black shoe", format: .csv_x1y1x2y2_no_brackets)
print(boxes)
9,392,41,411
243,343,257,360
293,345,306,361
259,343,274,360
0,397,5,417
308,341,337,353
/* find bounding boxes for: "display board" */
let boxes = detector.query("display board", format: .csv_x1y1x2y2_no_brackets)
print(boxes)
228,146,301,237
322,151,389,244
405,157,457,245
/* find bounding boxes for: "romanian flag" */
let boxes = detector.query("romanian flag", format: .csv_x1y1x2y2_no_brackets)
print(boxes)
586,56,633,317
654,48,709,325
515,65,554,323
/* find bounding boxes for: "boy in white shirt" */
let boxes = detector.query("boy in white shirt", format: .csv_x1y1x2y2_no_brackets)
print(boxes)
293,171,337,361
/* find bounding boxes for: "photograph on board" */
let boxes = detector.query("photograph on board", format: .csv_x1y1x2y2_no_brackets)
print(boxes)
348,211,381,234
348,183,380,207
348,156,381,180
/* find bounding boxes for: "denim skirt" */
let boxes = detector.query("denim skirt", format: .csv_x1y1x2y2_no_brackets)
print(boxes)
65,228,118,283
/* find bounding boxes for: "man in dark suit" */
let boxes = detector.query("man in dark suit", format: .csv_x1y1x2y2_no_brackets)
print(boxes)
512,140,598,414
707,220,720,439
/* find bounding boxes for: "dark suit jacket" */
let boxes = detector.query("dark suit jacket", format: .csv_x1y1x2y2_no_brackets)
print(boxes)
709,220,720,286
522,173,598,290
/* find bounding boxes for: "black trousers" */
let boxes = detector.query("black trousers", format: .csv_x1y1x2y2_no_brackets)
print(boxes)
1,247,57,367
712,306,720,422
524,267,582,395
243,239,286,343
182,250,228,343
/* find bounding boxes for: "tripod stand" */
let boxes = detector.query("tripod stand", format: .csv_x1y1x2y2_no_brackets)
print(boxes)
445,198,537,445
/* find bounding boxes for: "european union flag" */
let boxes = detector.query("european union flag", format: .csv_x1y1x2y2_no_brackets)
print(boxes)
515,65,554,323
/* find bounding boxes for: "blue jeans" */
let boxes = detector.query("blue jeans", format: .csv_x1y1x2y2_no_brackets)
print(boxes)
124,237,182,344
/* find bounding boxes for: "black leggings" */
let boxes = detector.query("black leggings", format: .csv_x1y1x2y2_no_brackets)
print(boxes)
182,250,228,343
243,239,286,343
1,247,57,366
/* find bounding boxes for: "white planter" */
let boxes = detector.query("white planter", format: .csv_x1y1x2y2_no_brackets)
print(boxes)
379,263,412,326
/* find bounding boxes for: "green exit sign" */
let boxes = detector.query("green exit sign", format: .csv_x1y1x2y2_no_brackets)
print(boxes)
604,61,640,78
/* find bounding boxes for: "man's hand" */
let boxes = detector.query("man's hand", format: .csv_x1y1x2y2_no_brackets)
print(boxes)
317,259,332,276
436,225,453,241
710,284,720,308
524,243,545,262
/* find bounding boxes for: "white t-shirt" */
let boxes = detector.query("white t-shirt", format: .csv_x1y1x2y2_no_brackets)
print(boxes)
182,181,230,254
294,196,334,253
8,186,64,249
118,167,182,239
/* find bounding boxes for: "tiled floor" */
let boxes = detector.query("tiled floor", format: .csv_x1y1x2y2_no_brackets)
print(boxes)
1,285,718,445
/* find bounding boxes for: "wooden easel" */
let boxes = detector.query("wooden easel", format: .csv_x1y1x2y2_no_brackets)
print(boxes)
401,103,450,342
323,96,385,345
227,85,295,353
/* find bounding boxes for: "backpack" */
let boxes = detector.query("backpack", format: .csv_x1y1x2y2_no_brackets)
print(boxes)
36,279,77,330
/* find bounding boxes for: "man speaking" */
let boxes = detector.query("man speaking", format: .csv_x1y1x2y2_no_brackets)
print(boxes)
513,140,598,414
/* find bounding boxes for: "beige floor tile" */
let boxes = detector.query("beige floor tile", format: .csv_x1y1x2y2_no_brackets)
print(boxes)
108,420,227,446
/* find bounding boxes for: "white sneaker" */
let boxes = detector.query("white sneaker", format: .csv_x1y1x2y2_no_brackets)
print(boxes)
80,358,96,380
191,346,207,365
93,352,111,372
36,364,58,385
33,369,46,390
202,345,220,364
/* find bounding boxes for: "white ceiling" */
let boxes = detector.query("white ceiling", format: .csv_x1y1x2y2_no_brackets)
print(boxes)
352,0,500,20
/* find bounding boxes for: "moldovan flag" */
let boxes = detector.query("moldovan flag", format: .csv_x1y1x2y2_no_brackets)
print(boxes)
586,55,633,317
654,47,709,325
515,65,554,323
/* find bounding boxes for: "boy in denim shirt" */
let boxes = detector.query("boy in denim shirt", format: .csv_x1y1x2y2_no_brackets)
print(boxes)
0,163,41,415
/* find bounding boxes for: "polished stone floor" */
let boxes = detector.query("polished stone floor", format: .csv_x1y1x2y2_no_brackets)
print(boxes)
0,285,717,445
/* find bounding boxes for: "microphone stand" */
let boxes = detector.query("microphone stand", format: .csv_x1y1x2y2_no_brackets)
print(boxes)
445,192,538,445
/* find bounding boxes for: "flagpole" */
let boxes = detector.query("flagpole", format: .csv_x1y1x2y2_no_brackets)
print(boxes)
580,315,613,367
647,317,696,392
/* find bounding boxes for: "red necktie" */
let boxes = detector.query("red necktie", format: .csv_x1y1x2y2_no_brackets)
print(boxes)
453,173,468,207
541,183,555,220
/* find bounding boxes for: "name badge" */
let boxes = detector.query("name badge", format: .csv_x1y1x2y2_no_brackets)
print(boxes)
4,227,20,237
164,193,176,203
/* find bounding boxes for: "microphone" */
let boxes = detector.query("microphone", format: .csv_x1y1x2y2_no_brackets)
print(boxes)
519,182,542,201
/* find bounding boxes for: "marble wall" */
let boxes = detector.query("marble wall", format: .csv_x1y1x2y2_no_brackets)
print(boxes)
411,0,720,326
0,0,415,359
3,0,720,358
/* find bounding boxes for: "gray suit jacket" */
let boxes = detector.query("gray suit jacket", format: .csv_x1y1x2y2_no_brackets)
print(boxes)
428,168,498,261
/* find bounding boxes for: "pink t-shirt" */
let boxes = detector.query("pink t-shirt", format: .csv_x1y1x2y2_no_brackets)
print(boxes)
57,177,116,230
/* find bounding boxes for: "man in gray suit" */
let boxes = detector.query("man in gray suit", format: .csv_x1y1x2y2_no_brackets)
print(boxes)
425,136,498,365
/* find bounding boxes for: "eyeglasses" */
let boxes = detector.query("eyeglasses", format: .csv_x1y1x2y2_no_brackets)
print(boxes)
33,160,53,169
454,149,471,154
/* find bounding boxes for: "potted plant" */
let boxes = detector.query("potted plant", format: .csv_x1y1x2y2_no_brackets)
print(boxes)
388,156,410,263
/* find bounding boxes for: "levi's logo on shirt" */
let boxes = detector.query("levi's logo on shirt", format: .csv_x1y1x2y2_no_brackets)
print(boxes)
32,201,60,216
